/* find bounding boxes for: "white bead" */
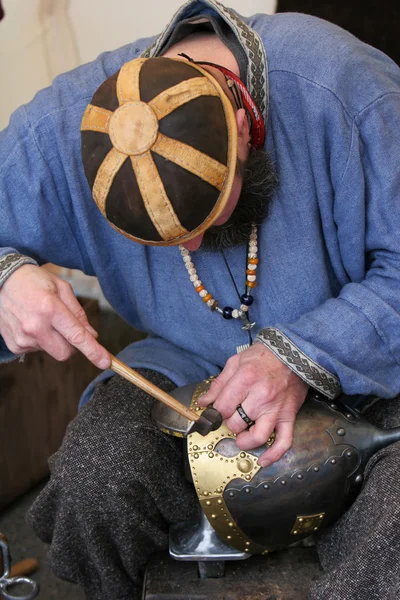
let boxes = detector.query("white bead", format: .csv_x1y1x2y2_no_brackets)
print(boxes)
248,252,257,259
193,279,202,287
199,289,208,298
240,304,249,312
180,247,189,256
190,274,198,282
187,267,196,276
247,275,256,282
232,309,239,319
247,264,257,271
249,245,258,253
183,255,192,263
207,299,215,307
185,261,194,270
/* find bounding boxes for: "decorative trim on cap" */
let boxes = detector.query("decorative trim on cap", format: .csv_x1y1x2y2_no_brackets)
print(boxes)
150,77,219,119
130,151,189,240
117,58,145,104
81,105,112,133
92,148,128,214
255,327,342,400
153,133,227,191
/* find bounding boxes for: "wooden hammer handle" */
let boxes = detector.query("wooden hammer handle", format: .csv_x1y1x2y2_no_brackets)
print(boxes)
110,355,200,423
10,558,39,578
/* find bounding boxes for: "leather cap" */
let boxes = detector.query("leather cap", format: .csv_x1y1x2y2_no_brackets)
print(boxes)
81,57,238,245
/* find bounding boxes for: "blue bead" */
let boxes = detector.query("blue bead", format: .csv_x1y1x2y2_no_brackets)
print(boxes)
223,306,233,319
240,294,254,306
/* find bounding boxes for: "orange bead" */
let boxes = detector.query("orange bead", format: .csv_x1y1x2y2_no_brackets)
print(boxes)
202,293,213,302
246,269,256,275
248,258,259,264
196,285,205,293
246,281,257,288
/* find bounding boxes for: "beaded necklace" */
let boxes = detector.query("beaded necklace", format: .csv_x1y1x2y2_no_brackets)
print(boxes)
179,224,258,331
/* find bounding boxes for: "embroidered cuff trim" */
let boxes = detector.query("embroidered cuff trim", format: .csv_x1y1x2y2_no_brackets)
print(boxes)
255,327,341,400
0,254,38,289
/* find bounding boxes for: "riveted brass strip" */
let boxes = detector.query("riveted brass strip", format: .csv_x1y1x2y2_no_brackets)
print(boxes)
159,426,185,438
80,104,113,133
130,151,188,240
92,147,127,214
153,133,227,191
188,379,267,555
117,58,146,105
291,513,325,536
149,77,219,120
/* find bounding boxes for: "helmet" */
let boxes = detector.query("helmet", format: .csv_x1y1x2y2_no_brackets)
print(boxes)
153,379,400,554
81,56,238,245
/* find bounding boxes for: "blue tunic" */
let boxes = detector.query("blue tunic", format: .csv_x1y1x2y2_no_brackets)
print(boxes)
1,2,400,405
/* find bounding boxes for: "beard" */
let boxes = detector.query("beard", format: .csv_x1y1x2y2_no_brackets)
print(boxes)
200,148,278,251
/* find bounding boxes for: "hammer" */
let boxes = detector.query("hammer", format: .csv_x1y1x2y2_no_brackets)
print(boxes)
109,355,222,436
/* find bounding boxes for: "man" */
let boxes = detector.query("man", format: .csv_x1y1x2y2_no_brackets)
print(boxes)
0,1,399,598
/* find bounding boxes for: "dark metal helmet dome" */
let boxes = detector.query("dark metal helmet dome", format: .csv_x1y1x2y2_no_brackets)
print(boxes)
81,56,238,245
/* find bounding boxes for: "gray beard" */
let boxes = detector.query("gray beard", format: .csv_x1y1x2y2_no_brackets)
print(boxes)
200,149,278,251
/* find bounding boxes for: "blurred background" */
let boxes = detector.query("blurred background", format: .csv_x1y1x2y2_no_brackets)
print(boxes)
0,0,277,131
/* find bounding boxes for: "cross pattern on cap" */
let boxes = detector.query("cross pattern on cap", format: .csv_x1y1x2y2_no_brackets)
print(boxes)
81,58,237,243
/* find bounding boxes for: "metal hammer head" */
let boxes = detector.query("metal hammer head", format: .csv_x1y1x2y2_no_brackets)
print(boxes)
186,407,223,437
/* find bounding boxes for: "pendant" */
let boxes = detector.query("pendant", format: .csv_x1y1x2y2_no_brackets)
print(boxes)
241,317,256,331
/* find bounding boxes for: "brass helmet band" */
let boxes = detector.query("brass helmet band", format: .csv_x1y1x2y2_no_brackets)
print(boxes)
81,57,238,246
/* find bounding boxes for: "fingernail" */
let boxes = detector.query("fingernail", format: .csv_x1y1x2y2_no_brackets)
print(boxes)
259,460,270,468
99,357,110,370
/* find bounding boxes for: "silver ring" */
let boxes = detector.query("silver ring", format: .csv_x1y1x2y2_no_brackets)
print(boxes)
236,404,255,428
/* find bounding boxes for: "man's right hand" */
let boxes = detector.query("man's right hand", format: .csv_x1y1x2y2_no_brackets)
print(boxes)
0,264,111,369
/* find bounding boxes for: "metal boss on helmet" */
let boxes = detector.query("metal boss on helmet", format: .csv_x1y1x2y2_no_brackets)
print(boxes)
80,56,238,246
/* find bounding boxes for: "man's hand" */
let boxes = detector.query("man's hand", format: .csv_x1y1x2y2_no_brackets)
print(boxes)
0,264,110,369
198,343,308,467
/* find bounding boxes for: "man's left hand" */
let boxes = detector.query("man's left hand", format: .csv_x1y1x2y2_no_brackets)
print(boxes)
197,343,308,467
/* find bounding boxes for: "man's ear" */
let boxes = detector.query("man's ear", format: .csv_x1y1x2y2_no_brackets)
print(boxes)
235,108,250,162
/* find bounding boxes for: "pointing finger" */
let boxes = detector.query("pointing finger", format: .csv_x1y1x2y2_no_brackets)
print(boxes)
56,280,99,337
51,299,110,369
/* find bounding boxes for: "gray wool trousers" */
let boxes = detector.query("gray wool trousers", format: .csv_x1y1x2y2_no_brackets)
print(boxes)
27,372,400,600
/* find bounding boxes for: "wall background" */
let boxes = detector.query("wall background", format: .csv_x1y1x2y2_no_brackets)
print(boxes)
0,0,276,130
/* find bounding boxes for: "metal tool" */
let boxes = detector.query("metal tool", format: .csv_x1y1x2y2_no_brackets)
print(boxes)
109,355,222,436
0,535,39,600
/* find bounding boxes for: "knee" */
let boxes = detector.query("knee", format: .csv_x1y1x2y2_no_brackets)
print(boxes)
49,376,184,505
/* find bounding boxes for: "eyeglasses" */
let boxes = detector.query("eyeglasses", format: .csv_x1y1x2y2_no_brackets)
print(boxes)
178,53,265,150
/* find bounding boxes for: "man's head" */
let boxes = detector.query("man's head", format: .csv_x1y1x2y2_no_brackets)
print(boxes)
81,55,271,249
